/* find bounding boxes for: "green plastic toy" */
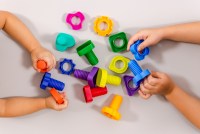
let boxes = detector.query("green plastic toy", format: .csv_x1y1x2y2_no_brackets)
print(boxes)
109,32,128,52
76,40,99,66
55,33,75,52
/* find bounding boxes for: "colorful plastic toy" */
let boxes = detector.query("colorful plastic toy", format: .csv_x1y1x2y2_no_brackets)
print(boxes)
128,60,150,86
66,11,85,30
59,58,76,75
109,55,130,74
94,16,113,36
55,33,75,52
109,32,128,52
102,94,123,120
49,88,64,104
83,85,107,103
37,60,47,72
123,75,139,96
76,40,99,66
74,67,99,88
40,72,65,91
96,68,121,87
130,40,150,61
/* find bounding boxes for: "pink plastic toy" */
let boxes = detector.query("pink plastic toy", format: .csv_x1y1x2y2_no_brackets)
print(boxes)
66,11,85,30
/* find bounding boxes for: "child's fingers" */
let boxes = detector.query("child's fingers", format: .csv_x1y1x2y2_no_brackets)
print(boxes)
147,75,158,86
137,38,152,51
140,82,151,94
127,34,140,50
57,99,68,111
138,90,152,99
143,78,154,90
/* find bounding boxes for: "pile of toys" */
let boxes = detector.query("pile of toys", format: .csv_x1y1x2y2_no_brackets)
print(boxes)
37,11,151,120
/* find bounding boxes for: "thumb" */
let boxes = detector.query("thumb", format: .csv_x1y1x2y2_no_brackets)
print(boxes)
151,71,162,78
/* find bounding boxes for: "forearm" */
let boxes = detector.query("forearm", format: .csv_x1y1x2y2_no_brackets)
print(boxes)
162,22,200,44
0,97,46,117
165,86,200,129
0,11,41,52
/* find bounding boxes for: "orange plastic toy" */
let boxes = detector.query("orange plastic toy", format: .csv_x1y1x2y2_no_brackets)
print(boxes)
49,88,64,104
37,60,47,72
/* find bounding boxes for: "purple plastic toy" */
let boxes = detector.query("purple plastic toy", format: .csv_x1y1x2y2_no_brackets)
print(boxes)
74,67,99,88
123,75,139,96
66,11,85,30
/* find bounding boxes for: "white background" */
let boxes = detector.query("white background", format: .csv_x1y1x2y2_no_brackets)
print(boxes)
0,0,200,134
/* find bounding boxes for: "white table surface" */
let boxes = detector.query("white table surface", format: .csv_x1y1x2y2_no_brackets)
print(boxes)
0,0,200,134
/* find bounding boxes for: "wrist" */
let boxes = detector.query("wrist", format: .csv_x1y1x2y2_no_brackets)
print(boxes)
164,85,178,100
29,42,42,53
40,98,47,109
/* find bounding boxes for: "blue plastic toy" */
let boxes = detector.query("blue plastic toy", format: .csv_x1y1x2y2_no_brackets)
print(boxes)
40,72,65,91
130,40,150,61
128,60,150,86
59,58,76,75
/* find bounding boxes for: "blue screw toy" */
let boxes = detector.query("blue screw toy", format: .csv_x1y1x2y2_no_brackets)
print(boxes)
128,60,150,86
40,72,65,91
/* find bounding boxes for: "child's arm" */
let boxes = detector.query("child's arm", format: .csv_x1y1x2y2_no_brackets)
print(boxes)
0,11,55,72
0,94,68,117
139,72,200,129
127,22,200,51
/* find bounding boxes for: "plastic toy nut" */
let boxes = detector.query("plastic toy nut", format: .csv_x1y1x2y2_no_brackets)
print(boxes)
74,67,99,88
76,40,99,66
130,40,150,61
102,95,123,120
109,55,130,74
94,16,113,36
109,32,128,52
40,72,65,91
66,11,85,30
123,75,139,96
59,58,76,75
37,60,47,72
49,88,64,104
55,33,75,52
83,85,107,103
96,68,121,87
128,60,151,86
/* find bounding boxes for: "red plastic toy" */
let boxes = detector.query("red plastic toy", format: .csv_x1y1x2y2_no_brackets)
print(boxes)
83,85,107,103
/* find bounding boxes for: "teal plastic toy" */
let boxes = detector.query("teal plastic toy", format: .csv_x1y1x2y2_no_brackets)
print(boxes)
76,40,99,66
109,32,128,52
55,33,75,52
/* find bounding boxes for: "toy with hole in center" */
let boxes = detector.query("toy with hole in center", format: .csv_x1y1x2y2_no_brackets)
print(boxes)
66,11,85,30
102,95,123,120
76,40,99,66
123,75,139,96
74,67,99,88
94,16,113,36
96,68,121,87
49,88,64,104
59,58,76,75
37,60,47,72
83,85,107,103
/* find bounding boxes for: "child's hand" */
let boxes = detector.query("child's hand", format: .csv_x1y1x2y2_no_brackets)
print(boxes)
31,46,56,72
127,28,165,51
45,92,68,111
138,71,176,99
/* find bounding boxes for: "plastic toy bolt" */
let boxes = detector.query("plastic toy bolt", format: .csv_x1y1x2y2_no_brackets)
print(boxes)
83,85,107,103
66,11,85,30
94,16,113,36
102,94,123,120
76,40,99,66
130,40,150,61
123,75,139,96
128,60,150,86
109,55,130,74
40,72,65,91
49,88,64,104
55,33,75,52
59,58,76,75
96,68,121,88
37,60,47,72
74,67,99,88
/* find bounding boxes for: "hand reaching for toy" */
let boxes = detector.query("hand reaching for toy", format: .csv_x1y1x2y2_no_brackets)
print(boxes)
31,46,56,72
45,92,68,111
127,28,165,51
138,71,176,99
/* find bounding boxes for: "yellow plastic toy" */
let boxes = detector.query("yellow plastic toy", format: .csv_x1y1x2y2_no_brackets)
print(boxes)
94,16,113,36
96,68,121,87
109,55,130,74
102,94,123,120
